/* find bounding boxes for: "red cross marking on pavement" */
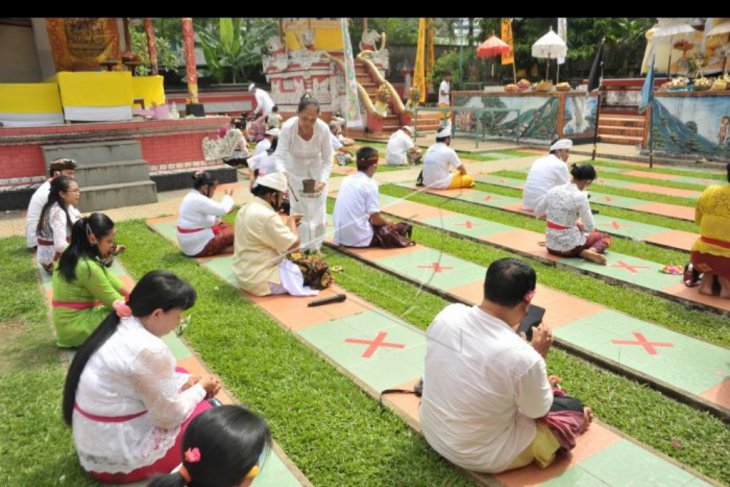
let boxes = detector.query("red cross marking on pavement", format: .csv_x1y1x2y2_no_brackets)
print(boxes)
602,196,613,202
484,195,493,201
417,262,453,273
345,331,406,358
611,260,651,274
611,332,673,355
456,220,479,229
610,221,633,230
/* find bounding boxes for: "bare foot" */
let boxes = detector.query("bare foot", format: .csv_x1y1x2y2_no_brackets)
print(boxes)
580,249,607,265
698,280,715,296
581,407,594,433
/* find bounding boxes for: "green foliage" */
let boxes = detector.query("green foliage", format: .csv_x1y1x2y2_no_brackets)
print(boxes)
130,28,179,76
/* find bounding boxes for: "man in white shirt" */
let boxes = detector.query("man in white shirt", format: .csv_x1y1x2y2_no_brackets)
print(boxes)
421,258,592,473
420,126,474,189
522,138,572,211
386,126,422,166
329,121,354,166
25,157,77,249
438,71,452,122
249,83,275,118
334,147,412,248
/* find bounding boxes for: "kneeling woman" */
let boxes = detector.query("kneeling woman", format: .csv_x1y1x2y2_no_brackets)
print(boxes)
177,171,235,257
36,175,82,273
52,213,132,347
63,270,221,483
233,172,319,297
534,163,611,265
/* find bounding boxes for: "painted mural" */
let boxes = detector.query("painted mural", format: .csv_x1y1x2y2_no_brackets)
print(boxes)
452,94,559,144
563,96,598,136
650,94,730,161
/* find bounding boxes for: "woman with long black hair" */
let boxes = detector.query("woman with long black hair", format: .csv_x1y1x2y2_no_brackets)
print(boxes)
52,213,131,347
63,270,221,483
36,175,81,273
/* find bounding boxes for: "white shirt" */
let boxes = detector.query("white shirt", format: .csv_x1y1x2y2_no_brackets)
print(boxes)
522,154,570,211
438,80,450,104
248,152,284,177
254,138,272,156
176,190,234,256
422,142,462,189
26,179,51,247
386,129,414,166
330,132,344,151
253,88,275,116
73,316,206,474
420,304,553,473
275,116,333,183
37,202,81,266
534,182,595,252
333,171,380,247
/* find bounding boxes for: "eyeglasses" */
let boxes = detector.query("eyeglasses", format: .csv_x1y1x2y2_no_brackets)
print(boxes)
176,315,192,336
66,189,81,194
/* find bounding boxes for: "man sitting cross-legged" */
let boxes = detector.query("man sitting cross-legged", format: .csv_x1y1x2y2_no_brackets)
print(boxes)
333,147,414,248
421,258,592,473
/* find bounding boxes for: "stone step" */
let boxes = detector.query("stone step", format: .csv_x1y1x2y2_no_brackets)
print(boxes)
74,159,151,188
599,134,644,146
42,140,142,168
598,126,645,138
78,180,158,212
600,116,645,128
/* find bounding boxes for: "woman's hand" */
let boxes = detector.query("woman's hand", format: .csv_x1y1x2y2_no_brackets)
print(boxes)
315,181,326,193
199,375,222,399
181,374,201,391
224,188,234,197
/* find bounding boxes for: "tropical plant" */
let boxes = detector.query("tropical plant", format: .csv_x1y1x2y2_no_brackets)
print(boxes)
130,29,179,76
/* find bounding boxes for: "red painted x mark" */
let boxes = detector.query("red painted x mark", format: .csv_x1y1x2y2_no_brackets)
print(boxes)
456,220,479,229
611,260,651,274
611,332,673,355
345,331,405,358
417,262,453,273
602,196,613,202
610,221,633,230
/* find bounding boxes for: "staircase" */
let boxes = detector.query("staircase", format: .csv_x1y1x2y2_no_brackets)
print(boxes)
42,140,158,212
598,114,646,146
332,54,441,137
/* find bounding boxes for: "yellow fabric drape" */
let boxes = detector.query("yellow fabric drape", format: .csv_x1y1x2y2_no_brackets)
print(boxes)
426,18,435,81
132,76,166,108
0,83,62,113
56,71,133,107
501,18,514,65
413,18,427,103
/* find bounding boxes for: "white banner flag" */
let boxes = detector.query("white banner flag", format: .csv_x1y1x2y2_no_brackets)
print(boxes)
557,18,567,65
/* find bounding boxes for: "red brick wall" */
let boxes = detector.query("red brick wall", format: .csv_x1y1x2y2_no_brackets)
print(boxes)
0,145,44,179
140,132,212,165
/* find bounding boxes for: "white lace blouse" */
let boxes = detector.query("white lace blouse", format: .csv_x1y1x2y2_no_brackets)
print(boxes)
534,182,595,252
37,203,81,266
72,316,206,474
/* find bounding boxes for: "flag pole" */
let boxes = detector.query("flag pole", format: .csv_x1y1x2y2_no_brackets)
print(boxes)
648,103,654,169
591,86,601,161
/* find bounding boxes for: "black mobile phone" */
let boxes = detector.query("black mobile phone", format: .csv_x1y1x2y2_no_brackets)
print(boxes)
518,305,546,341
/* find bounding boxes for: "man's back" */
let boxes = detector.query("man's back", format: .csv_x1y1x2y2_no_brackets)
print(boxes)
386,130,413,166
421,303,552,472
522,154,569,211
333,172,380,247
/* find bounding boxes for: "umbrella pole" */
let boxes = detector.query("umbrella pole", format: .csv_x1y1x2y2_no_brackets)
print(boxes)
546,56,550,81
556,63,560,84
512,61,517,84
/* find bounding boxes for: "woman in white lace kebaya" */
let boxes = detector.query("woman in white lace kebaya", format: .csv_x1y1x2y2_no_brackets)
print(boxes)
534,164,612,265
62,271,221,483
36,175,81,273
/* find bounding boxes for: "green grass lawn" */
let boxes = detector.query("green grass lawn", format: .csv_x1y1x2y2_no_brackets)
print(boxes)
377,187,728,348
322,246,730,485
463,181,700,234
489,171,697,208
591,159,726,181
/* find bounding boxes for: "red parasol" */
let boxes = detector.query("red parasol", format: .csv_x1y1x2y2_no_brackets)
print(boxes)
476,35,510,58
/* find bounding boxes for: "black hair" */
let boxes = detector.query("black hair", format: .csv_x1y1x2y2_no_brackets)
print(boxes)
443,71,452,77
570,163,597,181
58,212,115,282
36,175,77,237
148,405,271,487
435,126,451,144
356,146,379,171
483,258,536,306
62,270,197,426
266,137,279,156
192,171,218,190
298,94,320,113
272,105,279,112
49,157,77,177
